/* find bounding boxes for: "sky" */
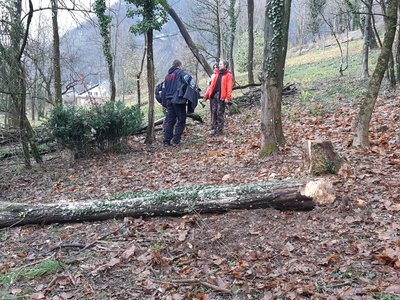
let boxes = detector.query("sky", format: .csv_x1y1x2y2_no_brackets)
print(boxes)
28,0,119,34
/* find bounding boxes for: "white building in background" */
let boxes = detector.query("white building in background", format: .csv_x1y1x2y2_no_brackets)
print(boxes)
63,83,110,107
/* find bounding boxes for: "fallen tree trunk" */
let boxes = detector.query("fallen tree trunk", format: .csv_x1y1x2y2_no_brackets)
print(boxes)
0,179,335,228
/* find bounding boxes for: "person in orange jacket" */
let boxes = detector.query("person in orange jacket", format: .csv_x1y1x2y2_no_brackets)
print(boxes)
203,60,233,136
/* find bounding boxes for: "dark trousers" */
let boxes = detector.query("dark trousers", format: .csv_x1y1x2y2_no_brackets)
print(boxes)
210,96,226,133
163,102,187,144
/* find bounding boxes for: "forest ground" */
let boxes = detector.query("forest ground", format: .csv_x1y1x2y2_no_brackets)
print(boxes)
0,79,400,300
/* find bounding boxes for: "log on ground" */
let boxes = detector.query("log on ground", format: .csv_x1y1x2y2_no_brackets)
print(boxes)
0,179,335,228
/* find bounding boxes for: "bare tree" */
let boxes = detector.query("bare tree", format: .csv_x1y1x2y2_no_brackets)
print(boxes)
361,0,373,80
136,38,147,107
395,1,400,82
227,0,239,79
161,1,212,76
353,0,398,148
378,0,397,87
94,0,116,102
0,0,42,167
51,0,62,106
307,0,326,42
319,4,350,76
127,0,168,144
247,0,254,84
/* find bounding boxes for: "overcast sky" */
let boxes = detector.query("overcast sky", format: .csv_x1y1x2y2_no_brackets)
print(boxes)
28,0,119,34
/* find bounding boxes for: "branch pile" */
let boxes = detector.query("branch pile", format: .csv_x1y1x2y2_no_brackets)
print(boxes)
233,83,297,108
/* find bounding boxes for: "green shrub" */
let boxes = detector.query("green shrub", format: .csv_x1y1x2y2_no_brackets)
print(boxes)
87,101,143,151
47,101,143,154
47,105,91,152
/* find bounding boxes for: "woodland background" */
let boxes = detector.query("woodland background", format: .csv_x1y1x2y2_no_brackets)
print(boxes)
1,0,400,299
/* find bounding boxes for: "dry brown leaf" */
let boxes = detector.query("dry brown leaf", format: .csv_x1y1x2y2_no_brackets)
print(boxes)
121,245,136,260
178,229,188,242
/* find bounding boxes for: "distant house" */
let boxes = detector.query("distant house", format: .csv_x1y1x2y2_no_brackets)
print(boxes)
63,83,109,107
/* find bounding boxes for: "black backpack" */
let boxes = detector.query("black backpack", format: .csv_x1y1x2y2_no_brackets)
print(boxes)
155,82,163,104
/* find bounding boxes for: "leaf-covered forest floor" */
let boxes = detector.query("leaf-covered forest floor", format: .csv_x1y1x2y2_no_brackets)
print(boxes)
1,83,400,299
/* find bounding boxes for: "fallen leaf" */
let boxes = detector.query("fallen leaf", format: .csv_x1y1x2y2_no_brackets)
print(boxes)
11,288,22,295
30,292,46,300
385,284,400,294
178,229,188,242
121,246,136,260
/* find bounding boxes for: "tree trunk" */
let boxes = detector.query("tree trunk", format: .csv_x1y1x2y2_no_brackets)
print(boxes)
216,0,223,60
136,37,147,107
396,1,400,82
145,29,155,144
162,2,213,76
228,0,237,79
18,65,31,169
388,53,396,87
361,0,372,80
51,0,62,106
366,0,379,51
353,0,398,148
247,0,254,84
381,0,397,87
0,179,336,228
95,0,116,102
260,0,291,156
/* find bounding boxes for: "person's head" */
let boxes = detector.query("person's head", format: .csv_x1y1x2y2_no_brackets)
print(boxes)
212,63,218,72
172,59,182,68
219,59,229,70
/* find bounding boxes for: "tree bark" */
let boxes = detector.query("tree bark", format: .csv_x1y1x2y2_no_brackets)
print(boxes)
396,1,400,82
381,0,397,87
353,0,398,148
0,179,335,228
228,0,238,79
162,2,213,76
145,29,155,144
260,0,291,156
361,0,372,80
51,0,62,106
94,0,116,102
217,0,223,60
136,36,147,107
247,0,254,84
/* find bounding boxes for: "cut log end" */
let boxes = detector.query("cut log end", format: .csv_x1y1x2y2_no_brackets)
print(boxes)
300,179,336,205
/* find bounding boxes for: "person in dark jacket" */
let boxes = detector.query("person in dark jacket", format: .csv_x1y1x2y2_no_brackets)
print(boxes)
162,59,198,146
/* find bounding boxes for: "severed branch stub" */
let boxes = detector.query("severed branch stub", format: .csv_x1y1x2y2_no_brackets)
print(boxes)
304,140,342,176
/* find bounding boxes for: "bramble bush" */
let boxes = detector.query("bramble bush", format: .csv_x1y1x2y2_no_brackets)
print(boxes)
47,101,143,155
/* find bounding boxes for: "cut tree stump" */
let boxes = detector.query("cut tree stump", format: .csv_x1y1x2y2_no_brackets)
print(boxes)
0,179,335,228
305,140,342,175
